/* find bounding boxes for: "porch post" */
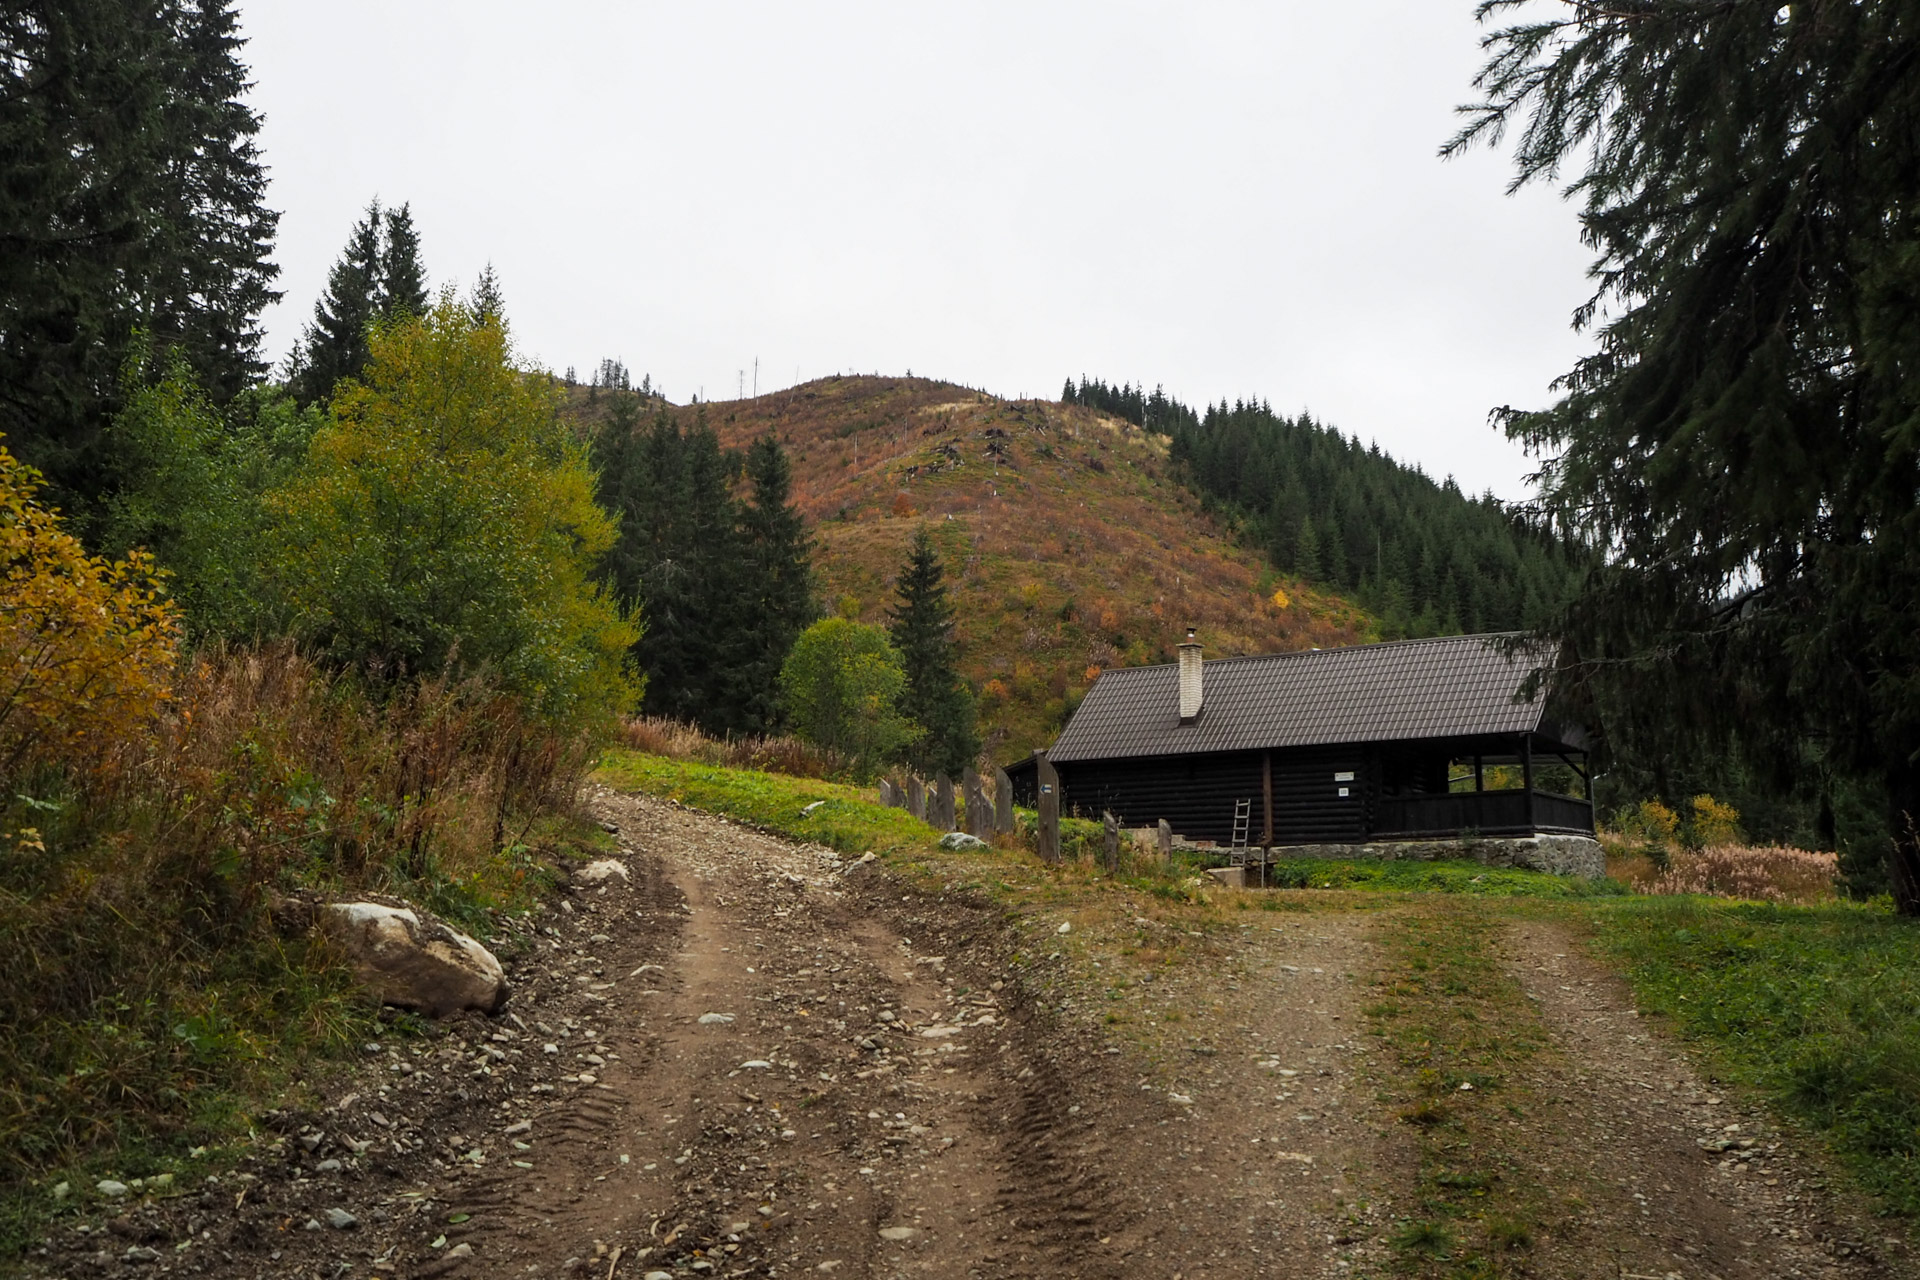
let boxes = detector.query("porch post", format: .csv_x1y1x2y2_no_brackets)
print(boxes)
1521,735,1535,832
1261,751,1274,848
1473,754,1483,792
1261,751,1274,890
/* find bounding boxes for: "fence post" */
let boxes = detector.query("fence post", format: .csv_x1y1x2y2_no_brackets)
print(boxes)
877,778,895,808
994,767,1015,834
963,768,990,838
933,776,956,832
1035,751,1061,863
1102,810,1120,875
907,776,926,822
1158,819,1173,863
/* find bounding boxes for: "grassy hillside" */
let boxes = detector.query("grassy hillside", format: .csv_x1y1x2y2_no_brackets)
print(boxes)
592,376,1370,761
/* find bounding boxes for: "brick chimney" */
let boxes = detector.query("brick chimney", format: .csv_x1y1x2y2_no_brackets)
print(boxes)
1178,627,1203,724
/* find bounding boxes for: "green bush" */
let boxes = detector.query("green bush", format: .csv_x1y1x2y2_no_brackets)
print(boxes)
778,618,919,779
264,295,640,730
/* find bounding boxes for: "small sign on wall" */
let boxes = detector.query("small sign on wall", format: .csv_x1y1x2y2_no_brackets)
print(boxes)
1338,786,1350,797
1334,771,1355,782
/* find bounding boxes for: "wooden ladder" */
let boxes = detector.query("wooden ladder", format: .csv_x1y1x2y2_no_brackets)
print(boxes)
1229,798,1252,866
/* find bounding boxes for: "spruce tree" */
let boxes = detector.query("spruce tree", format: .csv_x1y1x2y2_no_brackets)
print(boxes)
593,407,747,732
887,526,979,777
287,202,383,406
378,202,428,319
288,199,431,405
0,0,280,515
1451,0,1920,907
470,263,505,327
724,434,817,733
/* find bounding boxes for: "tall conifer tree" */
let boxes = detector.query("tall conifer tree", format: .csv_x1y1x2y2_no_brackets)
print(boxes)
287,202,383,406
0,0,280,514
724,434,817,733
888,526,979,777
287,200,430,405
378,203,428,319
470,264,505,327
1450,0,1920,906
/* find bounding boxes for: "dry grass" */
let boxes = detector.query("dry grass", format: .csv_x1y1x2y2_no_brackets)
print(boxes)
617,715,847,780
1608,843,1839,904
0,645,599,1208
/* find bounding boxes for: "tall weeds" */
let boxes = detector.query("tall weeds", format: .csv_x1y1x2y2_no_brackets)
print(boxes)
618,714,847,780
0,645,595,1204
1606,842,1839,903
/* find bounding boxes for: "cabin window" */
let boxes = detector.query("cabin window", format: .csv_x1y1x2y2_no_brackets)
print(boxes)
1532,758,1585,801
1448,758,1525,792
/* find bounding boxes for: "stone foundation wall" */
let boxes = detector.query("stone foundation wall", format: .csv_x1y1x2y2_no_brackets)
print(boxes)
1194,833,1606,880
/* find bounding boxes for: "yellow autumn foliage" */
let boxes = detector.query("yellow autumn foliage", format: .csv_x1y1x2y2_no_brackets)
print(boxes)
0,439,180,784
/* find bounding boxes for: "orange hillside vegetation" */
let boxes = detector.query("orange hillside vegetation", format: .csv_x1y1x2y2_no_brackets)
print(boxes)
579,375,1371,761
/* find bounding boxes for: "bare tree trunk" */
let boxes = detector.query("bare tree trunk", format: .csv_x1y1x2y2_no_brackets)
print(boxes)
1889,758,1920,917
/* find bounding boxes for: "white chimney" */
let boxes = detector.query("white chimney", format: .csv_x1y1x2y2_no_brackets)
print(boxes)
1178,627,1203,723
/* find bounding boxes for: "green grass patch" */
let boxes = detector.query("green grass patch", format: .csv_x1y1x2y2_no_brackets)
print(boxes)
1365,903,1558,1277
1590,894,1920,1216
1259,857,1625,899
595,749,943,855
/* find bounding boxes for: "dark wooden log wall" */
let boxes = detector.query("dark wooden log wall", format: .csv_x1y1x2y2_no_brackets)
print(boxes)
1058,747,1367,847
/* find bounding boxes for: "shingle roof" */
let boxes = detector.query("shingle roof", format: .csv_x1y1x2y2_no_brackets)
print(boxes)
1047,633,1553,764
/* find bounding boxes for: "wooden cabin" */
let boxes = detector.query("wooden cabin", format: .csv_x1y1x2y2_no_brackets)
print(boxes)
1014,631,1595,848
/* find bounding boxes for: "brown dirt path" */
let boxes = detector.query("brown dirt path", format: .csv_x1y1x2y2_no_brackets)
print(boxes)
1494,919,1912,1280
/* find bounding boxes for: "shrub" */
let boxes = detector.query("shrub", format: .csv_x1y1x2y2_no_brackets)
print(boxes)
1,645,591,1193
0,440,180,797
778,619,919,779
1610,798,1682,869
264,295,640,730
1684,793,1744,849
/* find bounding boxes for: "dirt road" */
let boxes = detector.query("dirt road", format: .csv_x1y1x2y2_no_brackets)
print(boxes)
27,787,1912,1279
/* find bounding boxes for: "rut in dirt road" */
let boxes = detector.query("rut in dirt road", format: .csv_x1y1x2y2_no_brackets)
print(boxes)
433,786,1134,1279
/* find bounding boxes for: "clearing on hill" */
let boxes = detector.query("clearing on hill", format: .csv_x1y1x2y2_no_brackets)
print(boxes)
632,376,1370,759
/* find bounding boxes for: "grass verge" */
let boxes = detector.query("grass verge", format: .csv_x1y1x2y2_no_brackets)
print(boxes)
1589,894,1920,1217
1260,857,1626,899
1363,902,1561,1278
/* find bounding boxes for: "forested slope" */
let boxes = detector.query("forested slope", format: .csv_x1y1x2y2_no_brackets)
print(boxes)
1064,378,1590,638
574,376,1370,760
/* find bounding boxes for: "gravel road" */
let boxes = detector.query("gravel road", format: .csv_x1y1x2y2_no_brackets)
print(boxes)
24,787,1913,1279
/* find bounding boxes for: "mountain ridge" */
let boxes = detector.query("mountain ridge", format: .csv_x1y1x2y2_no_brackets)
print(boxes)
593,374,1373,760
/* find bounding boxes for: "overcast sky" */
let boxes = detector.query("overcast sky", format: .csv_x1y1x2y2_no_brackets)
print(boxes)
238,1,1593,499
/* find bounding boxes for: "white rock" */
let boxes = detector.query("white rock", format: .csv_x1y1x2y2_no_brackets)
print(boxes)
1056,921,1072,934
577,860,629,883
740,1060,773,1070
698,1013,735,1025
878,1226,918,1241
325,1207,358,1229
96,1180,129,1198
938,832,989,851
447,1243,474,1259
318,902,507,1018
